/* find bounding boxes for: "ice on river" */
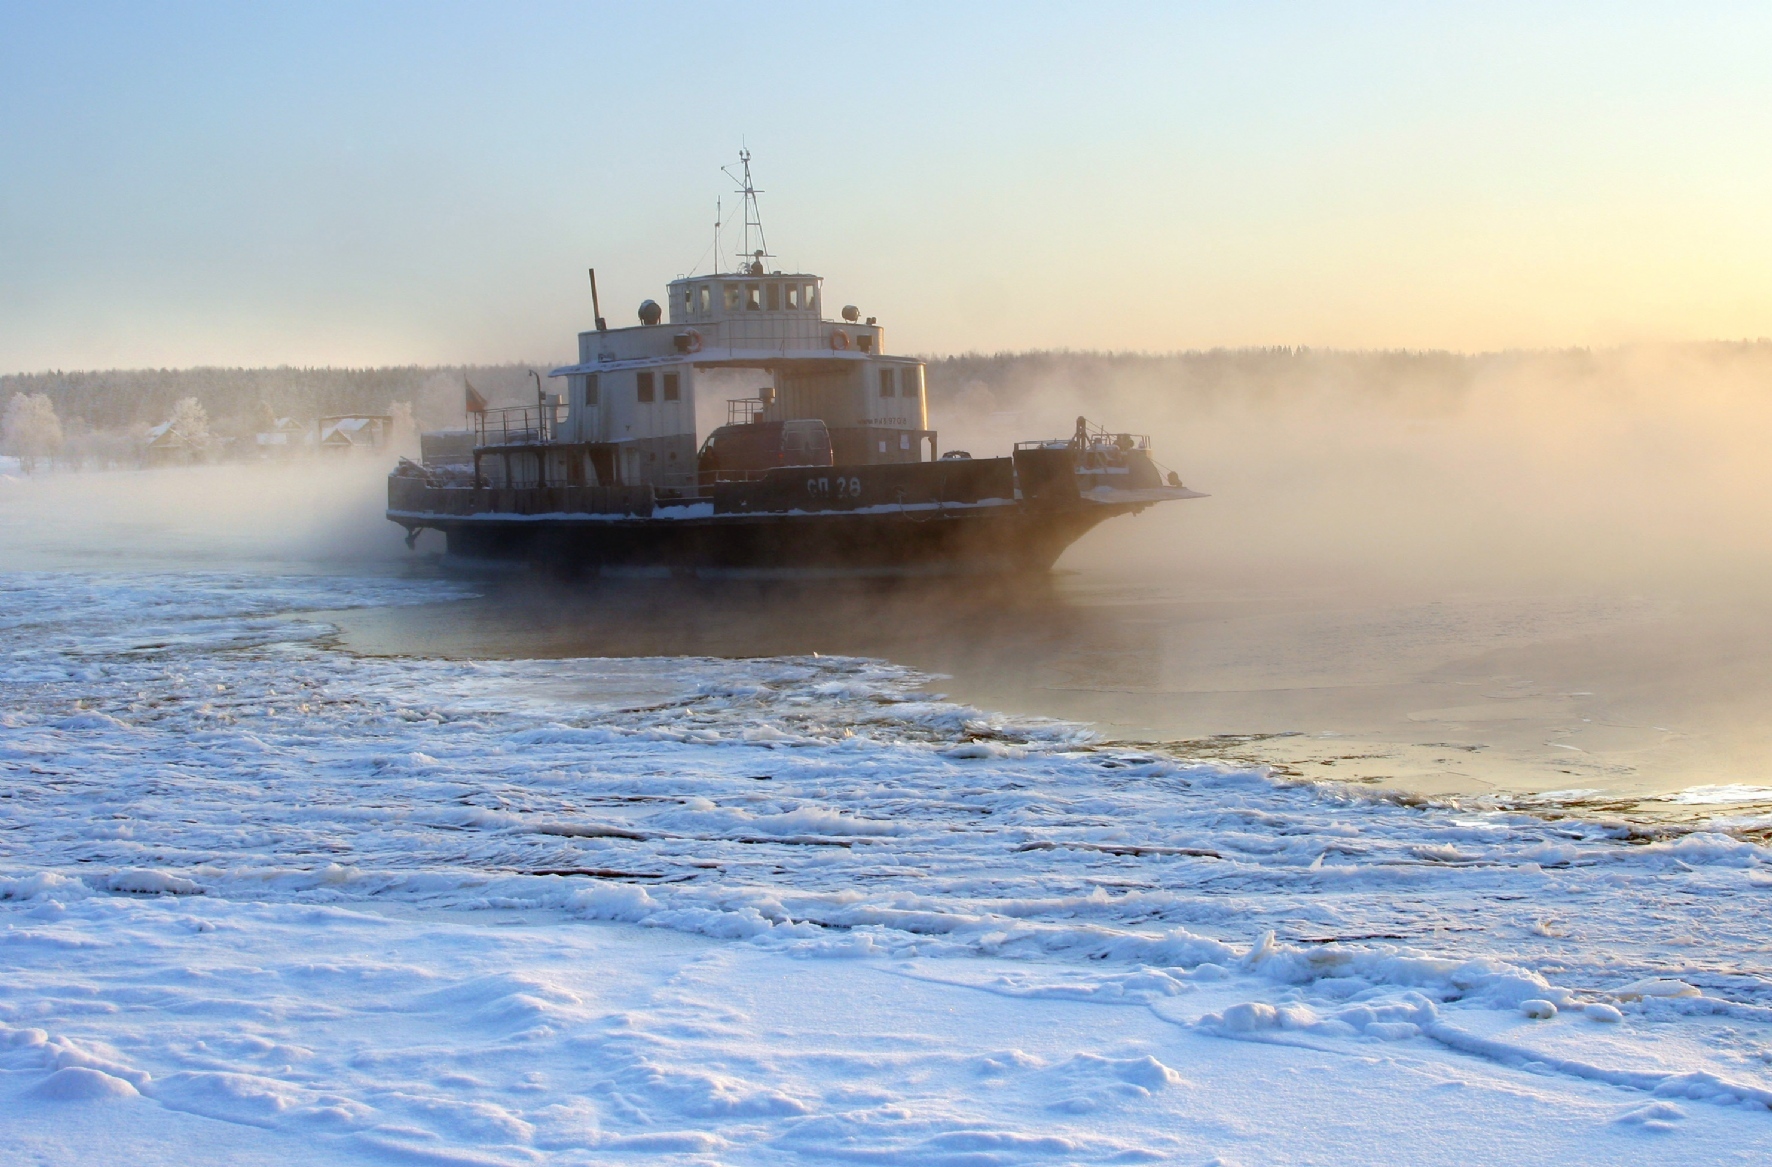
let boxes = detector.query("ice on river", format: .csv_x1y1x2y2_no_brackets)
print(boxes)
2,570,1770,1164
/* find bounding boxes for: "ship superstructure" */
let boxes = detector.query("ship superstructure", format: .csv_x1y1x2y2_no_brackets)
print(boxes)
389,154,1203,574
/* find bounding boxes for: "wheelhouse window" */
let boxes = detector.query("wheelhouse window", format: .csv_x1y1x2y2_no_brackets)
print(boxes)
878,369,895,397
786,284,800,309
583,374,599,407
662,372,680,402
804,283,817,313
901,366,922,398
766,283,781,311
636,372,655,403
746,283,761,310
724,284,741,311
680,288,692,316
699,285,711,312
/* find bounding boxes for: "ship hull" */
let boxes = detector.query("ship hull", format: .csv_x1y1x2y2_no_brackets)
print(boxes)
398,503,1125,577
388,451,1202,577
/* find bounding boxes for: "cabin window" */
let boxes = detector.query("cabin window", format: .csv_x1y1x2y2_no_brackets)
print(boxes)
878,369,894,397
786,284,800,309
724,284,741,310
902,366,922,398
663,372,680,402
900,433,911,450
857,334,873,353
699,285,711,312
766,282,780,311
804,283,817,312
637,372,655,403
746,283,761,310
584,374,599,407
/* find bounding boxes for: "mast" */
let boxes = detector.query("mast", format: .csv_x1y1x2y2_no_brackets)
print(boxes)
722,149,770,274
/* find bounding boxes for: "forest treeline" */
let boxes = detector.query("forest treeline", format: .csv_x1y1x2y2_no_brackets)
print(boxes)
0,363,553,439
6,341,1770,457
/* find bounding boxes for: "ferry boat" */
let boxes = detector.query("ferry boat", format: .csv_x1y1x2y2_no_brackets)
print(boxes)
387,154,1204,575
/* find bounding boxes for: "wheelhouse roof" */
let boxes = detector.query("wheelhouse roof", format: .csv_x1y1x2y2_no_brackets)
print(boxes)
549,350,907,378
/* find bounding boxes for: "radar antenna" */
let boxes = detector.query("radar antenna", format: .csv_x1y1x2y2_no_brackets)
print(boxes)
721,148,770,274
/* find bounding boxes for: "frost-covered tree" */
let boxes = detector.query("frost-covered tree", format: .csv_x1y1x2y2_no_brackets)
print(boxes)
166,396,210,446
2,392,64,473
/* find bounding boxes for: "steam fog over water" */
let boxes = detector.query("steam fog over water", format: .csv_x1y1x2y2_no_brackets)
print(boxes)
7,344,1772,811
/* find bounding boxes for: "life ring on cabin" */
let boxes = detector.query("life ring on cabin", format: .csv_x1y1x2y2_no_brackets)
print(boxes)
829,329,851,351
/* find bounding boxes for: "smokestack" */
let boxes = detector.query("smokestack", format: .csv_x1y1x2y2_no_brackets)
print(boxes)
588,268,607,332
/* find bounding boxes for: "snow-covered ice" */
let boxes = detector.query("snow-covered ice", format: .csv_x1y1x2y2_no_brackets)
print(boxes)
2,570,1770,1163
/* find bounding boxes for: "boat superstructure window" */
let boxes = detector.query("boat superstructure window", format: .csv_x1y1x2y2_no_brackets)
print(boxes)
699,285,711,313
663,372,680,402
637,372,655,403
766,283,781,310
681,287,692,316
804,283,817,312
878,369,895,397
902,366,922,398
725,284,741,311
786,284,800,309
584,374,599,407
746,283,762,310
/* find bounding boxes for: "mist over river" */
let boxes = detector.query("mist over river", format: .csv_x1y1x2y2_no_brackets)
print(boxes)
7,448,1772,813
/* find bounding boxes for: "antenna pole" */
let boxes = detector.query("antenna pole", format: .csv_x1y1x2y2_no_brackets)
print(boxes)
588,268,607,332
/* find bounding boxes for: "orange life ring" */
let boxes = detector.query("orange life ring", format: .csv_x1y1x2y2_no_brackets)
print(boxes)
684,328,703,353
829,329,851,351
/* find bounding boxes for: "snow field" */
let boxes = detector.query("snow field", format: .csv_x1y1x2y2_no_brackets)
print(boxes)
2,570,1771,1163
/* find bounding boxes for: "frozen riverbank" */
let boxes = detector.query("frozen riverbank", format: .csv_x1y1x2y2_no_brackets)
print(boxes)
2,570,1770,1163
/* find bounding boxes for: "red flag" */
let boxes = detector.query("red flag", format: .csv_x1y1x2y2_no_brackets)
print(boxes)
465,379,488,414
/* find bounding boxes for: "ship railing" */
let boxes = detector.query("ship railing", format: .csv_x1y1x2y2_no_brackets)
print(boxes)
727,397,768,426
646,470,713,503
389,477,655,517
1013,433,1151,455
473,404,562,447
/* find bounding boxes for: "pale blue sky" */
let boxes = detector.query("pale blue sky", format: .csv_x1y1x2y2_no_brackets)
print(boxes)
4,2,1771,370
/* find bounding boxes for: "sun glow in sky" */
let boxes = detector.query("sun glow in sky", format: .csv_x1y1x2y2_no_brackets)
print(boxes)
4,1,1772,371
